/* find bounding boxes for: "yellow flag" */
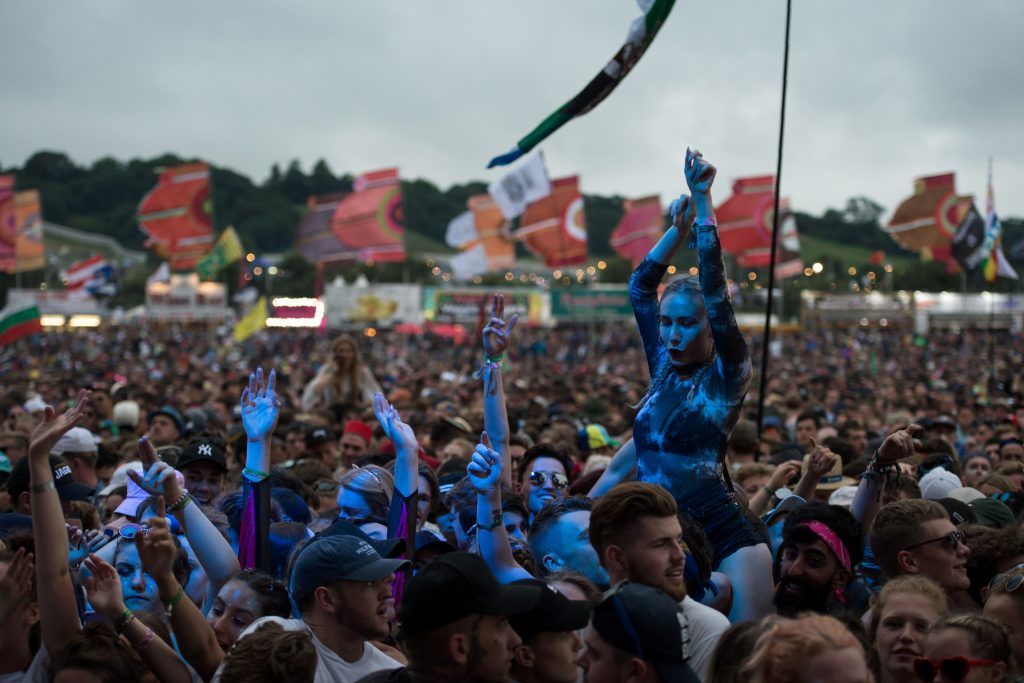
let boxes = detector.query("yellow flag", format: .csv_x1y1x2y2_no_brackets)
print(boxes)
197,226,244,279
234,296,269,342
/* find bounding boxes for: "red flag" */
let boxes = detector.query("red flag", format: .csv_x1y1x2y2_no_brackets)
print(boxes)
516,176,587,267
137,163,214,271
0,174,16,273
885,173,968,271
331,168,405,263
610,195,663,267
715,176,802,277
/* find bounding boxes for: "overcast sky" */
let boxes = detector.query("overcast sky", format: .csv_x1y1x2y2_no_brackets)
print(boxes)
3,0,1022,220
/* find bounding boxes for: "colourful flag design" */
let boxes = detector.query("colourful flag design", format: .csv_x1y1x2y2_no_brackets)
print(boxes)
885,173,969,271
196,226,244,279
448,195,517,280
516,176,587,267
981,161,1018,282
0,174,16,273
137,163,214,271
0,302,42,345
610,195,663,267
65,254,115,298
714,176,803,277
234,296,269,342
294,193,350,264
331,168,405,263
487,152,552,219
13,189,45,272
487,0,677,167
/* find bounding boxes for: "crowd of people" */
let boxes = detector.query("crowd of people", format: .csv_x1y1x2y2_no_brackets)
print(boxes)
1,150,1023,682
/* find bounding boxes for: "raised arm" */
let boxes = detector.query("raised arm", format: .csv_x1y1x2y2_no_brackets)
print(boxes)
852,425,922,533
747,460,802,516
28,390,89,653
482,294,518,487
468,433,532,585
686,149,751,400
791,442,841,504
239,368,280,572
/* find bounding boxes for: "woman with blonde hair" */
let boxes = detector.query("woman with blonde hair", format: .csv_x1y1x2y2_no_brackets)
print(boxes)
301,335,382,411
918,614,1015,683
336,464,394,526
868,575,948,683
746,614,873,683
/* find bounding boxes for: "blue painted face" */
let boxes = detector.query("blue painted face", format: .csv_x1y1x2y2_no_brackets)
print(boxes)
659,291,710,367
114,540,160,616
337,488,372,521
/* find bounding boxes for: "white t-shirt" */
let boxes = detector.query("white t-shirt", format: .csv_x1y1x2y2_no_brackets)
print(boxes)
0,645,48,683
681,596,730,681
213,616,402,683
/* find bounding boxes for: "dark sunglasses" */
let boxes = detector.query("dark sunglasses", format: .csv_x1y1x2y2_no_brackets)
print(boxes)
903,530,966,553
988,572,1024,593
913,657,995,682
529,471,569,490
314,480,340,494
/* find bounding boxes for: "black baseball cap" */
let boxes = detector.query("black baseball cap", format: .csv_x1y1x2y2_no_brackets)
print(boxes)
938,497,977,527
7,455,94,504
592,582,700,683
509,579,590,642
290,534,410,608
319,518,406,559
305,425,335,448
399,552,542,634
176,439,227,473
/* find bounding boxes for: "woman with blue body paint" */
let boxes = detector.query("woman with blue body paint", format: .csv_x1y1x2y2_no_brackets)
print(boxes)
629,147,774,621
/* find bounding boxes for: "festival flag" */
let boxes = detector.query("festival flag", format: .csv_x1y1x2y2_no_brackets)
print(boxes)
714,176,803,277
196,226,244,279
516,176,587,267
13,189,45,272
487,152,552,219
331,168,405,263
448,195,517,280
950,204,987,274
0,301,42,345
65,254,115,298
294,193,350,264
137,163,214,271
885,173,969,271
0,174,16,273
610,195,663,267
147,262,171,287
233,296,269,342
981,161,1018,282
487,0,677,167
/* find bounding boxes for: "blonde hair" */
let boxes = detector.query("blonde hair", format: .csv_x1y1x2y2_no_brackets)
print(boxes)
339,465,394,520
746,615,872,683
328,335,365,405
867,575,948,644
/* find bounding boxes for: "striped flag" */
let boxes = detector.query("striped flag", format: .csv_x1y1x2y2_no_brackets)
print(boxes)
196,226,244,279
982,161,1018,282
65,254,114,297
487,0,676,167
0,302,42,345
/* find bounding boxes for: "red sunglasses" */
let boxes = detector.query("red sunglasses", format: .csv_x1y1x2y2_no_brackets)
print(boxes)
913,657,995,682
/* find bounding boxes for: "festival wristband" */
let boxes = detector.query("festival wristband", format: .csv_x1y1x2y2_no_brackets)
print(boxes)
477,509,503,532
483,353,504,365
243,466,269,483
162,586,185,618
167,492,192,514
115,607,135,633
30,480,56,494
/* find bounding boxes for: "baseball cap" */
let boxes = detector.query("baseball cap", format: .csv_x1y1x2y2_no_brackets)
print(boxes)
508,579,590,642
290,534,410,607
318,518,406,559
970,497,1016,529
343,420,373,444
7,455,94,503
946,486,986,504
112,400,140,428
414,529,456,556
440,416,472,435
176,439,227,473
592,582,700,683
763,491,806,526
827,485,858,509
148,405,185,435
305,425,335,448
919,467,961,501
116,465,185,517
100,460,141,497
183,409,209,437
23,396,48,413
399,552,542,634
938,498,977,527
51,427,98,456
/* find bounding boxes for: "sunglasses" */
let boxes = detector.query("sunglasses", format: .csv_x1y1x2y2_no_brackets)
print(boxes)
903,530,966,553
988,572,1024,594
913,657,995,682
529,471,569,490
314,480,340,494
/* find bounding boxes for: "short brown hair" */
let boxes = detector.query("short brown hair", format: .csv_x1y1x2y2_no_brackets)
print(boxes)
735,463,776,486
589,482,677,561
870,499,948,578
220,621,316,683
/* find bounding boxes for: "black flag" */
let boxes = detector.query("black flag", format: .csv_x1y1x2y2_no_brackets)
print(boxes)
951,203,987,273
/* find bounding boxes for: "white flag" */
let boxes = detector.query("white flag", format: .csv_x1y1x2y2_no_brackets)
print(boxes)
146,262,170,286
445,210,477,249
449,245,489,281
487,151,552,220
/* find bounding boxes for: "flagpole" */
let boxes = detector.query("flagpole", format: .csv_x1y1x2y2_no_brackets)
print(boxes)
756,0,793,439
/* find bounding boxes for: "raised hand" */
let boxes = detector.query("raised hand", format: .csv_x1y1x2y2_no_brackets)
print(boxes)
767,459,803,490
67,526,107,566
241,367,281,442
684,147,716,198
127,459,183,504
133,497,177,582
28,389,91,462
82,553,127,621
876,424,923,464
806,439,840,479
373,393,417,455
467,432,503,495
0,547,34,624
670,194,695,231
482,294,518,359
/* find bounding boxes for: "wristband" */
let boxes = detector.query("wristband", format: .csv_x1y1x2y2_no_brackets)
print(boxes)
243,466,269,483
162,586,185,618
694,216,718,230
483,352,504,365
30,480,56,494
115,608,135,633
476,509,503,532
167,492,192,514
136,628,155,650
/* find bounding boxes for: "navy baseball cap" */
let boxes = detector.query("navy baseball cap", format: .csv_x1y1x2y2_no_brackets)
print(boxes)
290,534,409,608
147,405,185,435
508,579,590,642
7,455,94,504
318,518,406,559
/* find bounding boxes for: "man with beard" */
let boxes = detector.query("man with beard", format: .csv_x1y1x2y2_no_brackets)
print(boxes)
773,502,863,617
588,482,728,680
